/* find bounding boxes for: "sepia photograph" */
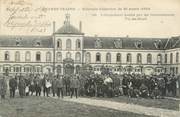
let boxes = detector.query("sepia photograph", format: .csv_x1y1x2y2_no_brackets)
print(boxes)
0,0,180,117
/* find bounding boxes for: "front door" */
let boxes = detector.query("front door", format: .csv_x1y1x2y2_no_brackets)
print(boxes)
63,58,74,75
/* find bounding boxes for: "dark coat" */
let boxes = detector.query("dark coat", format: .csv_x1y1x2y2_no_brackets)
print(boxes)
9,78,17,89
70,78,80,88
56,78,64,88
0,78,7,95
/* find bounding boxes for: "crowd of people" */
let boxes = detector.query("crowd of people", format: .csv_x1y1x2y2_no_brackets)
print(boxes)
0,73,179,100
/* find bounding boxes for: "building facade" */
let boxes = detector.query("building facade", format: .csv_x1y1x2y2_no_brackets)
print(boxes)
0,14,180,76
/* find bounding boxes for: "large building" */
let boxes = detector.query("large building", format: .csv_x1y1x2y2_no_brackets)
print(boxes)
0,14,180,76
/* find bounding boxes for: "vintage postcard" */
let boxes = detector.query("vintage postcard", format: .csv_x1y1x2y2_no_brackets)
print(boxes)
0,0,180,117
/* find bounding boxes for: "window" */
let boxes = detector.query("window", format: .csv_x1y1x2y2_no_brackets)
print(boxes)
147,54,152,64
176,52,179,63
66,39,71,50
96,53,101,62
13,66,21,73
165,54,167,63
95,39,102,49
15,51,20,62
85,52,91,63
36,41,41,46
4,51,10,61
106,53,111,63
46,52,51,62
57,65,61,74
127,53,132,63
135,40,142,48
137,53,142,64
66,52,71,58
170,53,173,64
114,39,122,48
36,52,41,61
75,52,81,63
157,54,162,64
24,66,32,73
34,66,42,73
76,39,81,49
25,51,31,62
116,53,121,62
16,40,20,46
57,39,62,49
56,52,62,62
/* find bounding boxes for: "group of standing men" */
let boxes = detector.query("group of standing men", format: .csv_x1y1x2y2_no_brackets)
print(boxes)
0,74,80,99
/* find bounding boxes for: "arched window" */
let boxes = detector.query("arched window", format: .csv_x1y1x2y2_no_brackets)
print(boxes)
36,52,41,61
96,53,101,62
56,65,61,74
57,39,62,49
25,51,31,62
165,54,167,63
46,52,51,62
116,53,121,63
75,52,81,63
147,54,152,64
85,52,91,63
15,51,20,62
4,51,10,61
56,52,62,62
176,52,179,63
157,54,162,64
66,52,71,58
127,53,132,63
66,39,71,50
170,53,173,64
76,39,81,49
137,53,142,64
106,53,111,63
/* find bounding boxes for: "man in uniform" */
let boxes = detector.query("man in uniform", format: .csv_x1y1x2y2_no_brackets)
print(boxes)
70,75,80,98
0,75,7,99
56,75,64,98
18,76,26,98
9,76,17,98
52,76,57,97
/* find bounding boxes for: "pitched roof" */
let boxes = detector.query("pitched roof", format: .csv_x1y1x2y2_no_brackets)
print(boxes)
84,36,168,50
55,23,84,35
0,35,53,48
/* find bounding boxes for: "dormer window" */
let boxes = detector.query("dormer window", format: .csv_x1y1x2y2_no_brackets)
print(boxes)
135,40,142,48
16,38,21,46
16,41,20,46
36,41,41,46
114,39,122,48
154,40,162,49
95,38,102,49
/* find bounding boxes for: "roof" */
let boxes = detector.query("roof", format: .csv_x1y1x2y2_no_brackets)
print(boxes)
0,35,179,50
83,36,168,50
165,36,180,49
0,35,53,48
55,23,84,35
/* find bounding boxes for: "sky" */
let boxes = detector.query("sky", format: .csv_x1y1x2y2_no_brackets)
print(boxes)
0,0,180,38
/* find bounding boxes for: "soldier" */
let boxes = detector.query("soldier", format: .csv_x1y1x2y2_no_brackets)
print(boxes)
70,75,80,98
122,75,128,96
18,76,26,98
42,75,47,96
56,75,64,98
45,78,51,97
0,76,7,99
52,76,57,97
34,76,42,96
9,76,17,98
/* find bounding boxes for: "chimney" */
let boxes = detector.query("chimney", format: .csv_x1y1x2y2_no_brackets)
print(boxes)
53,21,56,33
79,21,82,32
